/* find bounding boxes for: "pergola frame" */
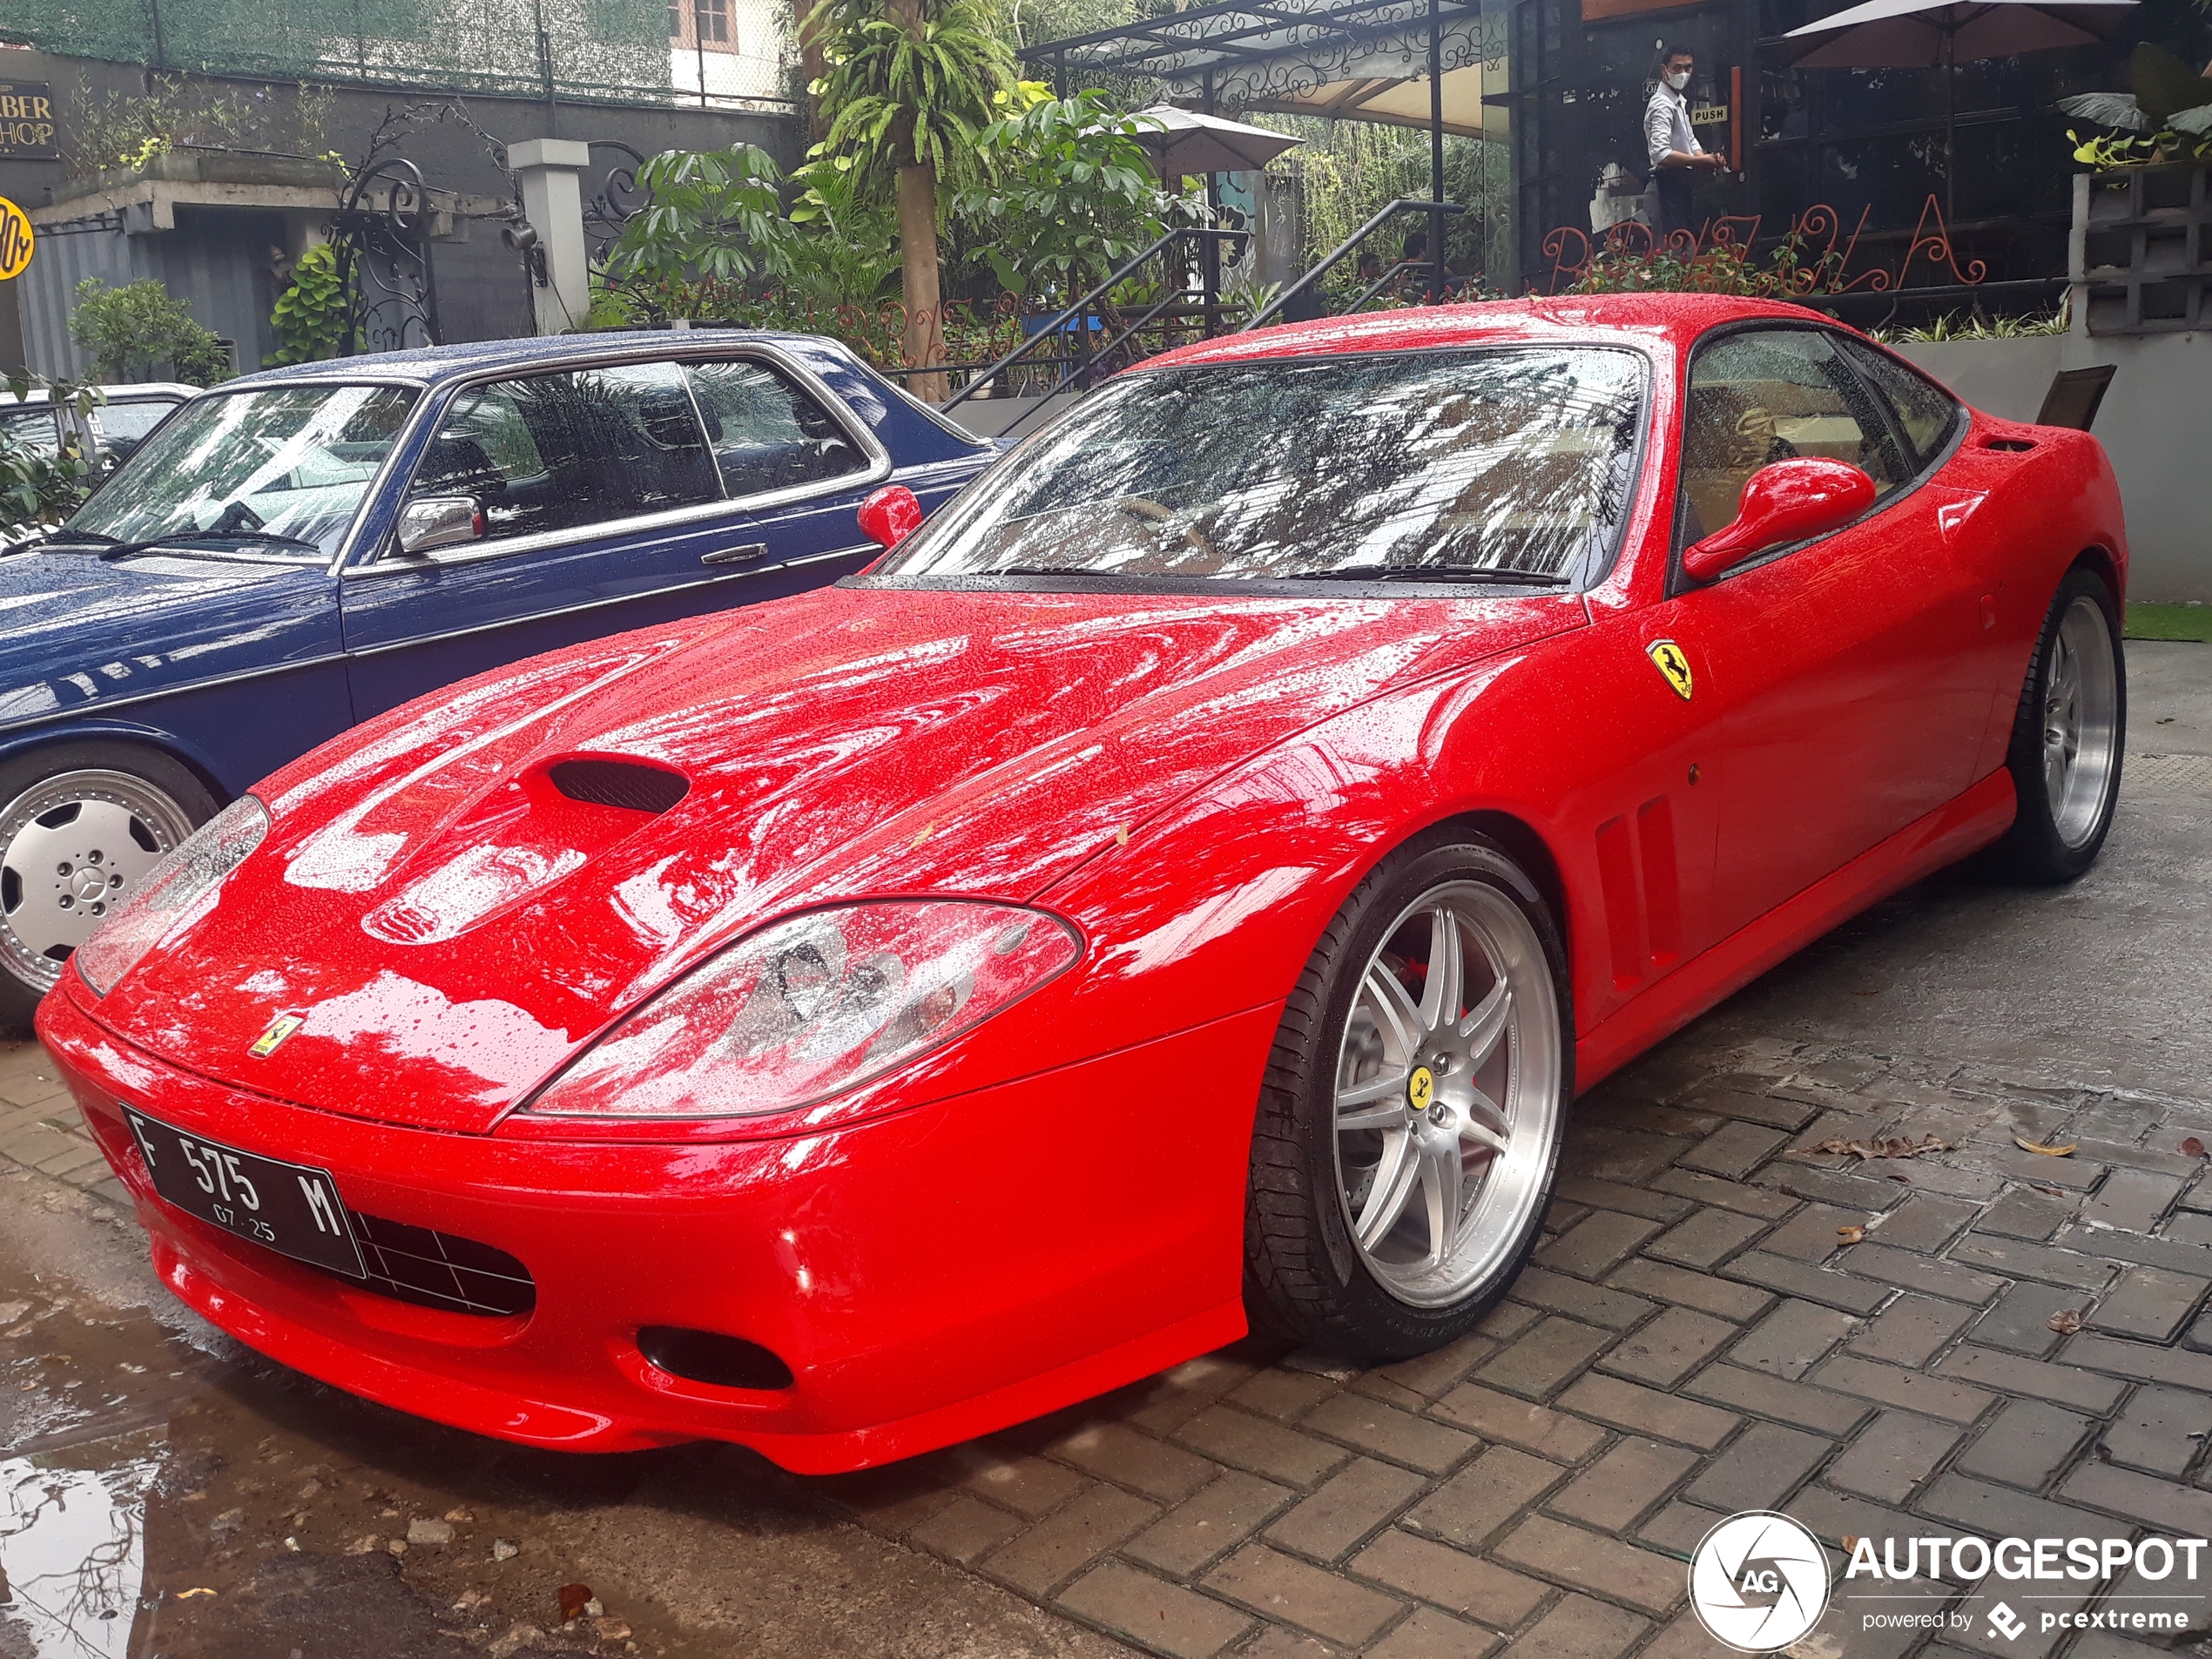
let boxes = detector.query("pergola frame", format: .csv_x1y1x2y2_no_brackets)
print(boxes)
1022,0,1507,305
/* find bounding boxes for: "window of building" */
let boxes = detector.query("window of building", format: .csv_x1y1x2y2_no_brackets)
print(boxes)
669,0,733,51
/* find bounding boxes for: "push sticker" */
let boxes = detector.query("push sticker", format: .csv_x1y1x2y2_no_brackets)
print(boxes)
249,1011,306,1057
1648,639,1694,700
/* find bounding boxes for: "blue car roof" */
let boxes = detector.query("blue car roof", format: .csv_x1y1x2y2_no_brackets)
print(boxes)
234,330,867,388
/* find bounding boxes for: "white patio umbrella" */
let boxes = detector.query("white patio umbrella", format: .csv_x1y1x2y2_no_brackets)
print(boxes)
1125,105,1305,178
1781,0,2139,221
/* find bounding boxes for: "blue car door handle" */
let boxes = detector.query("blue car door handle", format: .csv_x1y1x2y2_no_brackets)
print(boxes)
699,543,770,567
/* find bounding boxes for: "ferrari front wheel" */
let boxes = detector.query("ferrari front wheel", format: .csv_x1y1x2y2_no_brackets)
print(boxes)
1244,833,1571,1359
1984,569,2125,884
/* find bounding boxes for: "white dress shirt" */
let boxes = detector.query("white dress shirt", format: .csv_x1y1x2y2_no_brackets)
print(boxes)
1646,80,1703,175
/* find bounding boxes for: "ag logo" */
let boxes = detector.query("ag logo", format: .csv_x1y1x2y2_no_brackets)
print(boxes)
1406,1065,1435,1113
249,1011,306,1057
1689,1512,1831,1652
1648,638,1694,700
0,197,31,281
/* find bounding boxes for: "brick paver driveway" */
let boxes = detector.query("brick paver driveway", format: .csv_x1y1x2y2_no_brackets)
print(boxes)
4,642,2209,1659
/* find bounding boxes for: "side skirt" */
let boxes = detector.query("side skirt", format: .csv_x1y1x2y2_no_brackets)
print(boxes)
1573,768,2018,1094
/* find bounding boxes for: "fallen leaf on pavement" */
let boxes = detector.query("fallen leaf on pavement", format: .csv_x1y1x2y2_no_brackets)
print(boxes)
1791,1134,1951,1161
2047,1309,2084,1334
558,1583,593,1622
176,1588,217,1599
2184,1137,2207,1158
1837,1226,1865,1245
2013,1132,2079,1157
2030,1184,2064,1197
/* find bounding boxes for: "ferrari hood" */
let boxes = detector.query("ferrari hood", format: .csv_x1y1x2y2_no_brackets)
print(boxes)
91,583,1582,1130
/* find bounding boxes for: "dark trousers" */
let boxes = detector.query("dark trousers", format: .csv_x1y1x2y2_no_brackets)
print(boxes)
1655,168,1697,240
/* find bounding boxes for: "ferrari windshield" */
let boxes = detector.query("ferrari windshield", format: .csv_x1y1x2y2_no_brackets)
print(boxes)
880,347,1646,586
56,383,419,560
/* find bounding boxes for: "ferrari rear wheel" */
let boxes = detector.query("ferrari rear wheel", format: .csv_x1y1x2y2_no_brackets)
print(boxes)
1984,569,2124,885
0,742,215,1032
1245,833,1571,1359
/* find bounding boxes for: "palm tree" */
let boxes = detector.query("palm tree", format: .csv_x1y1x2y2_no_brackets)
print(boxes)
807,0,1013,400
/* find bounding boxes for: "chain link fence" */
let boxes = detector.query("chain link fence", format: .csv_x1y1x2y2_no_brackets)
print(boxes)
10,0,688,106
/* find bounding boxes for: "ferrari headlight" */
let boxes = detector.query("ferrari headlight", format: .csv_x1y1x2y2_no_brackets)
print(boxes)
75,794,269,997
526,900,1082,1120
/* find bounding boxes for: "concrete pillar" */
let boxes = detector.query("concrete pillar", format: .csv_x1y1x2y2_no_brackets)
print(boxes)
508,137,593,335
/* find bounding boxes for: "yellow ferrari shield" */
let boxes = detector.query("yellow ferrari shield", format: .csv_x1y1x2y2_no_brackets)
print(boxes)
1407,1065,1436,1113
1647,639,1694,701
250,1012,305,1057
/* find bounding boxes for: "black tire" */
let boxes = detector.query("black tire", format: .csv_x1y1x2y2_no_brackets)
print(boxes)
1980,569,2126,885
1244,831,1573,1360
0,741,217,1033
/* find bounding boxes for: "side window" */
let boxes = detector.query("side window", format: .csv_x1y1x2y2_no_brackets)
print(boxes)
0,405,57,457
406,361,719,547
1836,337,1960,469
685,360,867,498
1676,328,1906,547
94,400,181,464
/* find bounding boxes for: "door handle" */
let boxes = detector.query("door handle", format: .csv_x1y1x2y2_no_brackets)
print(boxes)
701,543,769,567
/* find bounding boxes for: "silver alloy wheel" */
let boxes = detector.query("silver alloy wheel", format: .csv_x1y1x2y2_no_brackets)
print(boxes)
1331,880,1563,1308
0,769,196,993
2044,594,2121,848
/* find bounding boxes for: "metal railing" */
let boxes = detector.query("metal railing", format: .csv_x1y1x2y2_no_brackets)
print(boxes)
937,226,1256,438
1243,199,1467,332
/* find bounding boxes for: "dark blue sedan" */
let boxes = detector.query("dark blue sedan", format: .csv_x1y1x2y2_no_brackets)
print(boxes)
0,332,994,1024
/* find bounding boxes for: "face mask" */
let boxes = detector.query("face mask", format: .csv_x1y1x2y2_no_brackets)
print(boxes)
1665,68,1691,90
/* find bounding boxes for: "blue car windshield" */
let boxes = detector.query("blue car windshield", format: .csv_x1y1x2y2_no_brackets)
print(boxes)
879,347,1647,587
62,384,420,560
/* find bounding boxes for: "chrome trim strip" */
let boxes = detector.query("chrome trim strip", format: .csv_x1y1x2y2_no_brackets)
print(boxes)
0,652,354,738
343,549,870,658
700,543,769,566
0,551,884,744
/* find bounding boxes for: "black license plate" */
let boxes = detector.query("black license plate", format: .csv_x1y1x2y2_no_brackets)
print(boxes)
123,1109,366,1279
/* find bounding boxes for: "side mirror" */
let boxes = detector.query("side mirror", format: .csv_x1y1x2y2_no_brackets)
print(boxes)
856,483,924,551
395,495,485,556
1683,458,1876,582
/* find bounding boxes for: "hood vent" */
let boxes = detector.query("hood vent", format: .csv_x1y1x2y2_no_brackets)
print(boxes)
550,759,689,815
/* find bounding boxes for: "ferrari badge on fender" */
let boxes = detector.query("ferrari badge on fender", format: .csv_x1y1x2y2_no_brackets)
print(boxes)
250,1011,306,1057
1648,640,1694,700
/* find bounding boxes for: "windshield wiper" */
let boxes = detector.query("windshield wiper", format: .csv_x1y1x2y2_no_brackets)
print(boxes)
88,529,324,561
1285,564,1570,586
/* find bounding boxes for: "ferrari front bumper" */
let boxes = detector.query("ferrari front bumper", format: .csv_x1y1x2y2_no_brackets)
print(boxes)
37,984,1271,1472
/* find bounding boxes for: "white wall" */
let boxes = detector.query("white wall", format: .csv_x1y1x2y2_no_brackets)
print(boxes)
1895,328,2209,604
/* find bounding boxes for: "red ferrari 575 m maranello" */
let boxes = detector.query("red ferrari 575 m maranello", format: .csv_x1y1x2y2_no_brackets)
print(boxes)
39,295,2125,1472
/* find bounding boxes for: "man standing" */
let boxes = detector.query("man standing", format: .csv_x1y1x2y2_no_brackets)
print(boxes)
1646,45,1729,239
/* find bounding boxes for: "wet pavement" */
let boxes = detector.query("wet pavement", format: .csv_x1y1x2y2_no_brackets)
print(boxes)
0,640,2205,1659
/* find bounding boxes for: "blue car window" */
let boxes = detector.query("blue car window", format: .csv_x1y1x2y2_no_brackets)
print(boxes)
408,361,720,545
684,360,866,499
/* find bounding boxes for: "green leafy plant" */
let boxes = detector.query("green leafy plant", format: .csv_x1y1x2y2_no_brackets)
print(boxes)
602,145,795,288
954,90,1183,308
67,279,233,386
1874,296,2071,342
0,373,101,537
806,0,1016,395
2060,44,2212,167
65,77,334,179
266,243,357,365
1564,231,1849,299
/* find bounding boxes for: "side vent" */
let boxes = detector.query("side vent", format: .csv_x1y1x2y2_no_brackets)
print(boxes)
550,759,689,815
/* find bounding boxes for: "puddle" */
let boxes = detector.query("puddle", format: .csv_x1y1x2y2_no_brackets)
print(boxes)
0,1456,155,1658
